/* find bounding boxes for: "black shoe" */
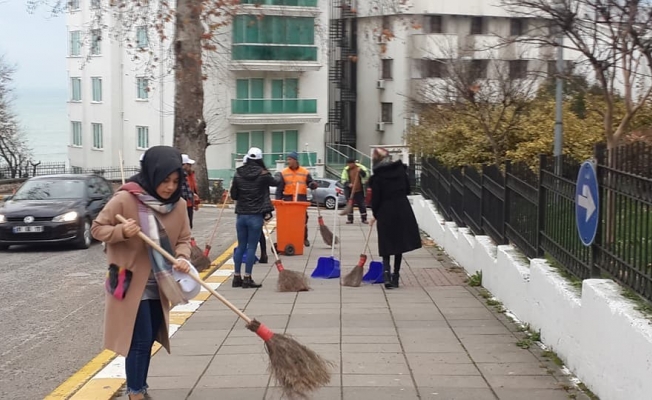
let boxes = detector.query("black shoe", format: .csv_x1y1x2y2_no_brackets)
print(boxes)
391,273,400,288
242,276,262,289
304,239,310,247
346,220,354,224
232,275,242,288
361,220,368,224
259,254,268,264
383,271,393,289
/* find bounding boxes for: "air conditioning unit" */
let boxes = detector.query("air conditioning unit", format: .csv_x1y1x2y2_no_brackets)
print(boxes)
376,122,385,132
376,79,385,89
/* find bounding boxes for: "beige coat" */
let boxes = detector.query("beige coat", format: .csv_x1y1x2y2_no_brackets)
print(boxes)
91,190,191,357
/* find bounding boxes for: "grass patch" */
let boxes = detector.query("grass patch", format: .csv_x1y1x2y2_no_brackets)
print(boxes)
541,350,564,367
545,255,583,293
478,289,491,299
621,288,652,320
516,338,533,349
467,271,482,287
577,382,599,399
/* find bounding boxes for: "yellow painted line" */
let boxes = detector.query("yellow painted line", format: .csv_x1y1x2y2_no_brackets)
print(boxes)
192,292,211,301
169,311,194,325
205,275,229,284
44,240,238,400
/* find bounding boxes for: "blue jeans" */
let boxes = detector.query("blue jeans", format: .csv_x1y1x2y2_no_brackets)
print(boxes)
125,299,164,395
234,213,264,275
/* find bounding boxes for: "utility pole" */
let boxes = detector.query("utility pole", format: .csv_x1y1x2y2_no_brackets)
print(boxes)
553,29,564,175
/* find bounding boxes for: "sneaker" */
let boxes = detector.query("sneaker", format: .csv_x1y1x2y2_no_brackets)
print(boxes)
242,276,262,289
391,273,400,288
383,271,393,289
232,275,242,288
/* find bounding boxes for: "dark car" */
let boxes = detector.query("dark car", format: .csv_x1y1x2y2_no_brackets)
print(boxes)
0,174,113,250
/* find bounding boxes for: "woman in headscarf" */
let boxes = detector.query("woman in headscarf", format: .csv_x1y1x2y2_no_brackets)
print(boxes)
91,146,193,400
368,148,422,289
230,147,278,288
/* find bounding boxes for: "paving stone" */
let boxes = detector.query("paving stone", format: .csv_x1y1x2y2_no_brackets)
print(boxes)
476,362,550,376
419,387,496,400
203,354,269,375
485,374,562,389
342,353,410,375
188,388,267,399
144,389,192,399
148,355,213,377
493,388,571,400
342,335,399,344
266,386,342,400
342,374,414,387
146,375,197,390
343,386,419,400
342,343,403,353
467,350,540,364
412,374,489,388
195,374,269,388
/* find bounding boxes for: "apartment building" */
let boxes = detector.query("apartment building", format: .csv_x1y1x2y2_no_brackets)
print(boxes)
329,0,572,157
65,0,175,170
65,0,328,180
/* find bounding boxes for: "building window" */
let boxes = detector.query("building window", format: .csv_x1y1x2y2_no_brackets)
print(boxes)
92,123,104,149
470,17,485,35
271,130,298,161
91,0,101,8
91,77,102,102
231,16,316,61
425,15,443,34
137,126,149,149
69,0,80,10
71,77,82,101
136,26,149,49
71,121,82,146
510,18,526,36
90,29,102,55
381,103,393,123
236,131,265,156
470,60,488,79
509,60,528,79
381,59,393,80
137,77,149,100
422,59,446,78
271,78,298,98
69,31,82,56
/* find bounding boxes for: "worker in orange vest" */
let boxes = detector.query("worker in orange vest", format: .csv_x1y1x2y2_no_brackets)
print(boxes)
276,151,318,247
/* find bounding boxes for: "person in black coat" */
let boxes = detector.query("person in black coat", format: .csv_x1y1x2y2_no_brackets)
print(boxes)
368,148,422,288
230,148,278,289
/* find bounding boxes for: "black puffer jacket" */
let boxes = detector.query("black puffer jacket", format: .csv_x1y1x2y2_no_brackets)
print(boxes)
230,162,278,215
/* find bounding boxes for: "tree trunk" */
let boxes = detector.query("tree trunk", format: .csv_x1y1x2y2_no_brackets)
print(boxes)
173,0,210,200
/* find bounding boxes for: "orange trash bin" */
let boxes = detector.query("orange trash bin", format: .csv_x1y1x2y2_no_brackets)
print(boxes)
272,199,310,256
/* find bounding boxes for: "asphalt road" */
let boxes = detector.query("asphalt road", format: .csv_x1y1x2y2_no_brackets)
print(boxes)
0,207,237,400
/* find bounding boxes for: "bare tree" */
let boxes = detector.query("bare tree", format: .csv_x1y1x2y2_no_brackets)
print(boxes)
502,0,652,150
0,56,32,179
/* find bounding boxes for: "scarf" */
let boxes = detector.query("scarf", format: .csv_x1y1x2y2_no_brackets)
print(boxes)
122,181,188,307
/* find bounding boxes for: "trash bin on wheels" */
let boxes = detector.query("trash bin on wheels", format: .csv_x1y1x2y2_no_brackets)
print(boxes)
272,199,310,256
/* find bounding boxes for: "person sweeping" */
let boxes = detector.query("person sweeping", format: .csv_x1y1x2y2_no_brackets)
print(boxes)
368,148,422,289
340,158,370,224
276,151,318,247
230,147,279,289
91,146,197,400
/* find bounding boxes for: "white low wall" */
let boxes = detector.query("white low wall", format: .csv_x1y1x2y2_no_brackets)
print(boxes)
410,194,652,400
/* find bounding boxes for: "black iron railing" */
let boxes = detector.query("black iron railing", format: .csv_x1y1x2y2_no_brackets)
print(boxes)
420,142,652,302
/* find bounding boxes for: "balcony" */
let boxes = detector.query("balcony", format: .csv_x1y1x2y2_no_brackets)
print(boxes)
229,99,320,125
229,44,321,72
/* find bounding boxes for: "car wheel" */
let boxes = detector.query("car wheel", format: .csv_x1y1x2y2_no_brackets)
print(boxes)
324,196,336,210
76,218,92,249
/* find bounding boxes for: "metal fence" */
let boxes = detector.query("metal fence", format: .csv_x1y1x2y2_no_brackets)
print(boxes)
0,162,140,182
420,142,652,302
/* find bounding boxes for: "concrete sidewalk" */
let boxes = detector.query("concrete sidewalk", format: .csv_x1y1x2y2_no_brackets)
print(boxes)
131,210,589,400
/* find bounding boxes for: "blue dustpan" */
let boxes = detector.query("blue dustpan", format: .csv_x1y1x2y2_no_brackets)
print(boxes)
311,256,341,279
362,260,384,283
233,248,259,264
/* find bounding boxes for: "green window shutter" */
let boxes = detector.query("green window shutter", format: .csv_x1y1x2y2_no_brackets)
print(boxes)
287,18,300,44
271,79,283,98
250,78,264,98
236,79,249,99
272,131,284,162
284,130,298,152
250,131,264,151
285,79,298,98
236,132,250,155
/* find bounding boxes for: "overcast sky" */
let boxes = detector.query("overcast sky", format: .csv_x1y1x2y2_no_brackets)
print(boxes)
0,0,66,91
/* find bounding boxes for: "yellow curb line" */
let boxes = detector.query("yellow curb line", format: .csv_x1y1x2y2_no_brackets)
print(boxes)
44,240,238,400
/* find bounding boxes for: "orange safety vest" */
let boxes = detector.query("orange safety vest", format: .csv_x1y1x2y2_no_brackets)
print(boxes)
282,166,309,197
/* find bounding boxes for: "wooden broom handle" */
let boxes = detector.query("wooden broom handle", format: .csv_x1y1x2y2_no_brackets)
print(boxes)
262,222,281,260
115,214,252,324
206,187,230,247
362,222,374,253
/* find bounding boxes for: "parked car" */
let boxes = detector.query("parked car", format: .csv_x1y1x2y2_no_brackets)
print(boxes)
268,178,346,209
0,174,114,250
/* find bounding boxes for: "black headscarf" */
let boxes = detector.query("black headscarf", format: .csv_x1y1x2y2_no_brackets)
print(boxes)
128,146,184,204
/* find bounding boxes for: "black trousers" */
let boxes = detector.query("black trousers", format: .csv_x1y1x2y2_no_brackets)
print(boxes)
259,231,267,255
345,189,367,222
383,254,403,274
187,207,194,229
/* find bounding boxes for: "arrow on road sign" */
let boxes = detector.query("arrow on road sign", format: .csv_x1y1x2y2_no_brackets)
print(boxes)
577,184,596,222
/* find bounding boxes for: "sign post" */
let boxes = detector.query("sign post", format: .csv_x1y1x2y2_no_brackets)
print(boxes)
575,161,599,247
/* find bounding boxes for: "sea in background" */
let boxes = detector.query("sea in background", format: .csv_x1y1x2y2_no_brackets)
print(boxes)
13,87,68,165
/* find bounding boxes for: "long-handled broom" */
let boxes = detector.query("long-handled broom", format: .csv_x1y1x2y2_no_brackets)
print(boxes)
187,179,213,271
342,221,375,287
316,206,338,246
263,222,310,292
116,214,332,398
203,186,230,257
339,173,360,216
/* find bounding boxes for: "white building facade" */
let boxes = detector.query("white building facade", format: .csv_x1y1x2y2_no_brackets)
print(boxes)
65,0,329,180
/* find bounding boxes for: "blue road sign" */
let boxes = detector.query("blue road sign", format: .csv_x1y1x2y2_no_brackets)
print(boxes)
575,161,600,246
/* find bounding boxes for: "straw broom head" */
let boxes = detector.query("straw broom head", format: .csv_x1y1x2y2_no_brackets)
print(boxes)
247,319,334,399
277,262,311,292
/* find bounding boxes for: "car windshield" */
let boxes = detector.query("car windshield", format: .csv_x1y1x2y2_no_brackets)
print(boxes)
13,179,86,200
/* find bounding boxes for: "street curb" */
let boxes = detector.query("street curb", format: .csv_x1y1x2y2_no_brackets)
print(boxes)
42,238,242,400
